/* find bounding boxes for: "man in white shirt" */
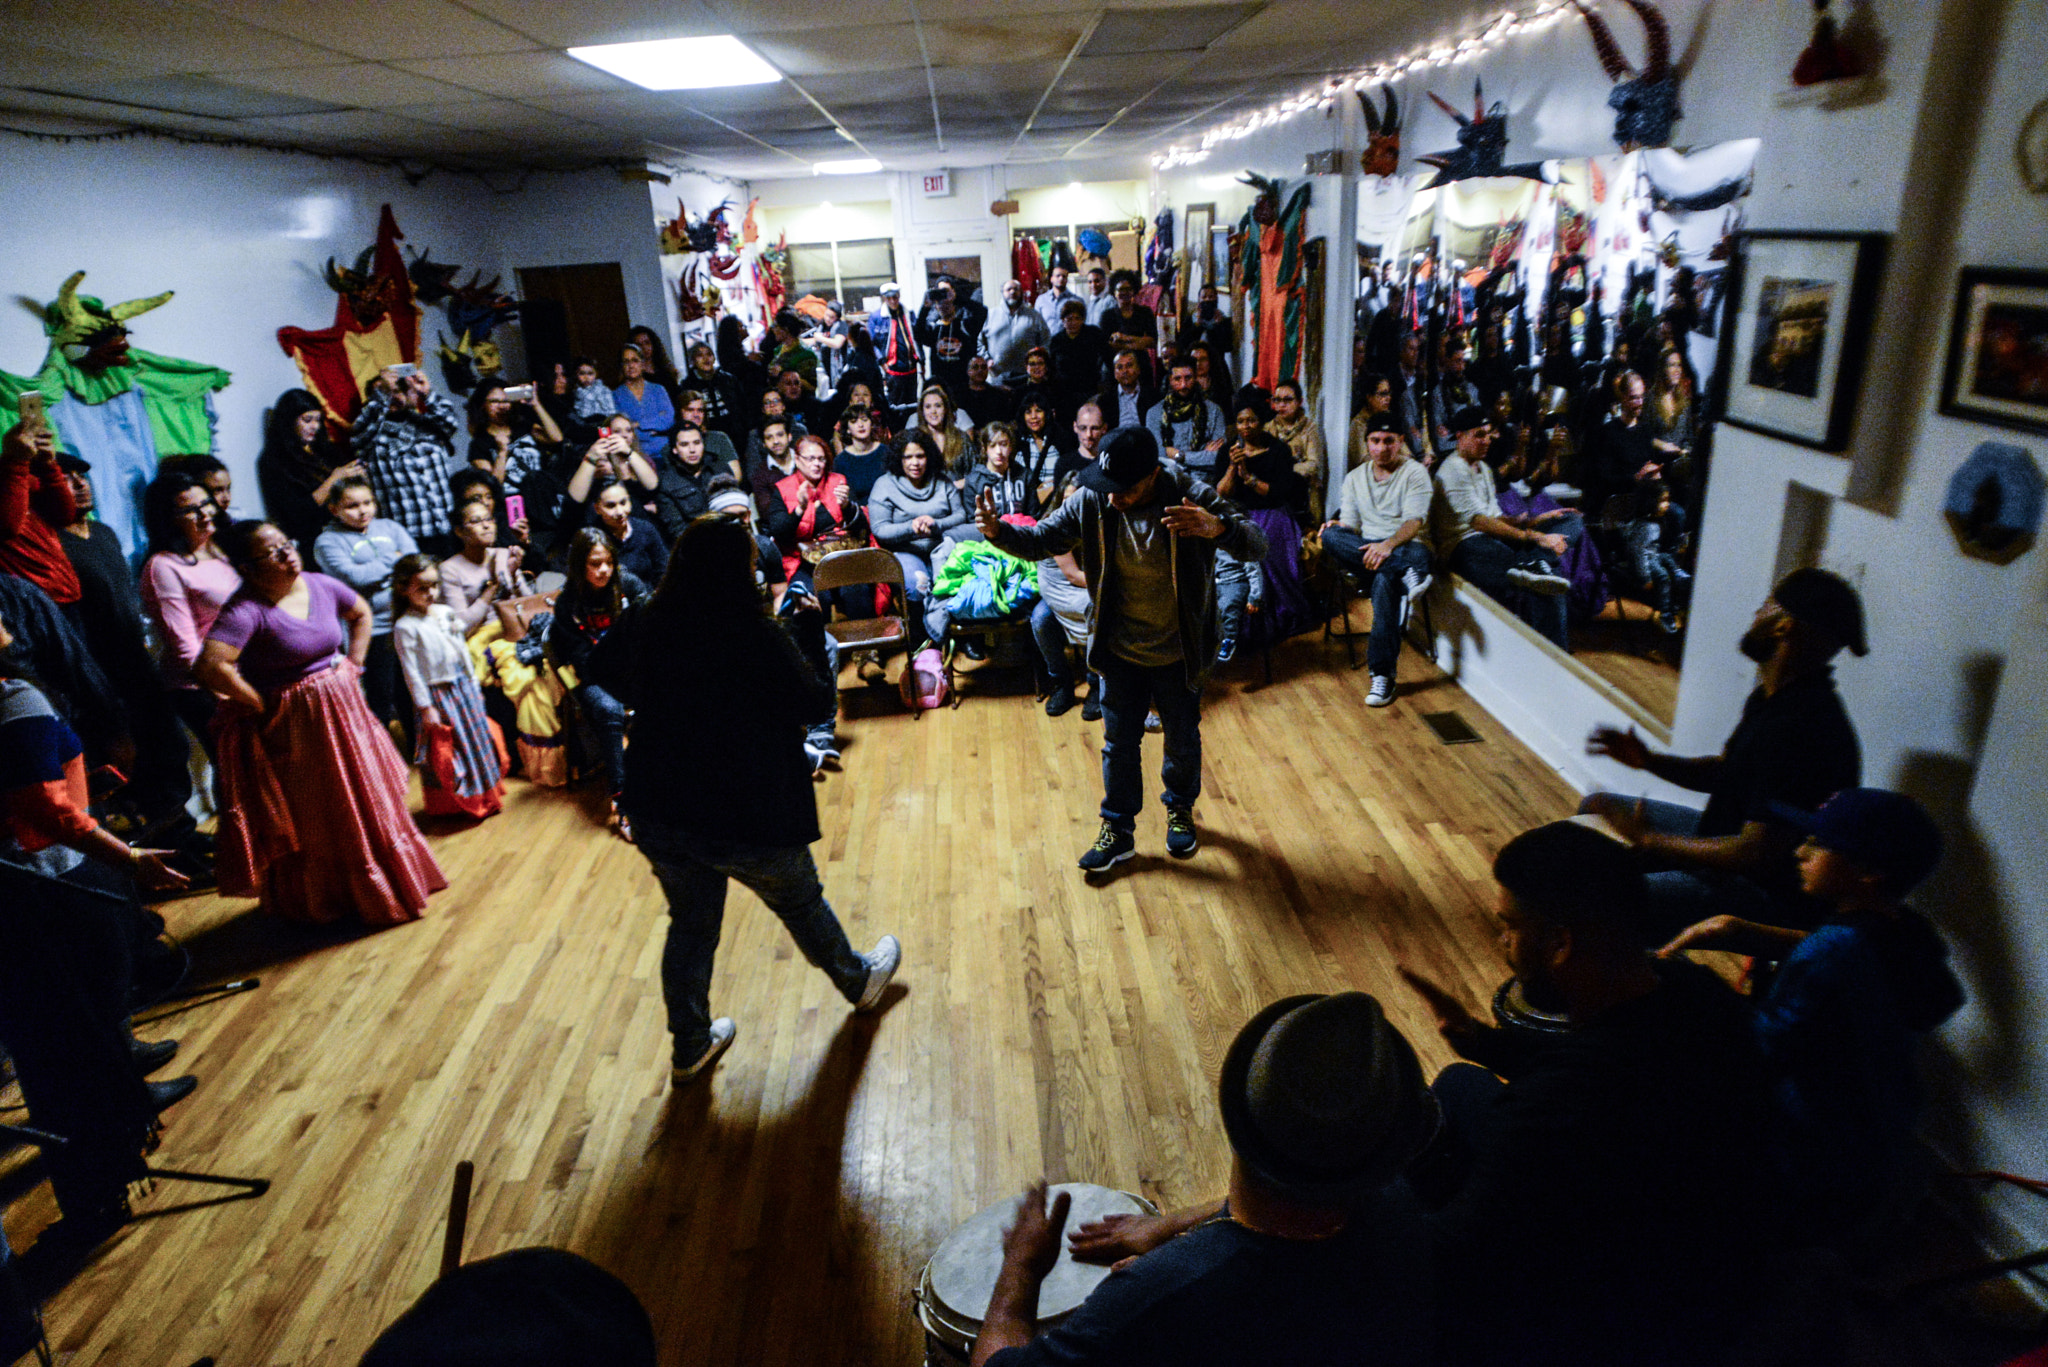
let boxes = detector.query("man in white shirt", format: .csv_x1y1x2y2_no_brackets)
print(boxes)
1035,265,1082,331
1431,406,1572,651
1321,414,1435,706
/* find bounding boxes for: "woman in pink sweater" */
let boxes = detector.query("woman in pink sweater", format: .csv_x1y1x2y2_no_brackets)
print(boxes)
140,468,240,755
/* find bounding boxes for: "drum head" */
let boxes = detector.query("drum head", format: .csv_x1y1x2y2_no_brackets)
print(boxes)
928,1184,1151,1327
1492,976,1571,1034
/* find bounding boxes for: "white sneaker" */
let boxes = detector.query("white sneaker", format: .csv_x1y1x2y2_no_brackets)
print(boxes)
1402,567,1433,602
1506,563,1571,596
1367,675,1396,708
672,1017,736,1084
1145,710,1163,733
854,934,901,1012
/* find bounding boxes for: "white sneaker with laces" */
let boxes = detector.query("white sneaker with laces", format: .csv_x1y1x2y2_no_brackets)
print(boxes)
1402,567,1433,602
1506,563,1571,596
672,1017,736,1084
854,934,901,1012
1367,675,1396,708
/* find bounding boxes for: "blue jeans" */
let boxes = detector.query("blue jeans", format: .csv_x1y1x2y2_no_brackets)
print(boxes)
634,817,869,1063
1097,654,1201,830
1214,554,1260,646
575,682,627,796
1323,529,1431,678
1031,597,1073,684
1450,534,1569,652
1576,795,1778,943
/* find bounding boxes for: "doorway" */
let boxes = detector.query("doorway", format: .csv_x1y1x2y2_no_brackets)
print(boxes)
516,263,631,385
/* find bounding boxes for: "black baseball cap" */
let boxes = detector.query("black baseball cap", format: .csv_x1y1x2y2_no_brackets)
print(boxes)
54,451,91,474
1079,425,1162,494
1362,414,1403,438
1773,567,1868,656
1769,788,1942,890
1445,405,1488,435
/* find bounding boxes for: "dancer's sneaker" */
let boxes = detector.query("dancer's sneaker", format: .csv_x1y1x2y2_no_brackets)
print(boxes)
672,1018,736,1085
854,935,902,1012
1367,674,1397,707
1165,806,1199,858
1044,683,1078,717
1078,821,1135,873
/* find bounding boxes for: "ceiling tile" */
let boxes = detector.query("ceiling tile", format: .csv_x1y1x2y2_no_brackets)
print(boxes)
713,0,913,34
192,0,539,62
1082,3,1261,55
393,51,633,99
1059,52,1197,92
802,71,934,104
921,17,1091,66
928,61,1063,100
452,0,724,47
673,81,815,118
383,98,597,132
10,0,345,72
20,73,341,119
747,26,928,77
212,62,487,108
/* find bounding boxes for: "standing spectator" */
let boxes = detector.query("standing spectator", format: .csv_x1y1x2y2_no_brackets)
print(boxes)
1050,301,1113,420
1142,358,1225,481
1323,415,1434,707
1174,283,1237,380
617,515,900,1085
313,475,417,739
916,280,982,402
768,310,820,393
1583,567,1866,940
0,416,80,613
975,428,1266,868
868,283,923,411
683,342,746,454
1034,264,1081,330
467,380,562,490
612,344,676,463
351,366,462,556
547,527,649,840
196,520,446,926
807,300,851,392
1429,407,1571,652
837,323,885,407
140,469,240,753
1101,272,1160,387
1080,266,1115,327
55,454,197,840
257,390,360,554
391,554,504,821
981,279,1051,387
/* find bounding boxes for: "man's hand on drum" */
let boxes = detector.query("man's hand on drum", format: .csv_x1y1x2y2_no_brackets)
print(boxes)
999,1180,1072,1283
1396,962,1486,1055
1068,1201,1220,1270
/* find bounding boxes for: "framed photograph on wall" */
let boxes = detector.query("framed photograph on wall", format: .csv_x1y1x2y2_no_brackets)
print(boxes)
1713,230,1887,451
1940,267,2048,436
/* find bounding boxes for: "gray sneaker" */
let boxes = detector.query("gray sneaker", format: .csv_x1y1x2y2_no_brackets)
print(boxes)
672,1017,736,1085
854,934,901,1012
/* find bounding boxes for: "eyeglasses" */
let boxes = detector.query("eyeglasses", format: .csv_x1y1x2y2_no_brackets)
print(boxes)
255,544,296,564
176,504,214,520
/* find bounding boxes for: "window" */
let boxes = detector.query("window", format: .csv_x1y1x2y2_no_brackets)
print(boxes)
783,237,897,310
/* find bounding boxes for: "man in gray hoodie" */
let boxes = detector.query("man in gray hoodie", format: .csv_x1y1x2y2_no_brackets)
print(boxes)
975,426,1266,871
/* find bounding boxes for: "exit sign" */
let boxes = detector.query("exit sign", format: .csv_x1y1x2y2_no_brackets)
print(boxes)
921,171,952,198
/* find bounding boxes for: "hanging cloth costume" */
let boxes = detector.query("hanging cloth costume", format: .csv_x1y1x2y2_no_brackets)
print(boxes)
276,205,421,431
1239,182,1313,392
0,275,231,564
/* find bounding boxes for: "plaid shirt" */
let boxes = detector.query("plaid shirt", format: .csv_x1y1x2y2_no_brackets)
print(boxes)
351,389,460,543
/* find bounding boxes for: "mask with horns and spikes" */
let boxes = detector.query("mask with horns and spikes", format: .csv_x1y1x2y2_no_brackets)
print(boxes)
44,271,172,371
1574,0,1682,150
1359,86,1402,178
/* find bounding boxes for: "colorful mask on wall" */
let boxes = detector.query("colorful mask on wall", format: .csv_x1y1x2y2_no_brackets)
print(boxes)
1359,86,1402,178
1574,0,1683,150
44,272,174,374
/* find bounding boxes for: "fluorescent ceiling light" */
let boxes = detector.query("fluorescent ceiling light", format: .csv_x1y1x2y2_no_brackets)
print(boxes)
566,36,780,90
815,158,881,175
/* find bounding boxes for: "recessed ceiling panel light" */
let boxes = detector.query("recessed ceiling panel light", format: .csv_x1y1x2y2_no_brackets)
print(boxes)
566,36,780,91
815,158,881,174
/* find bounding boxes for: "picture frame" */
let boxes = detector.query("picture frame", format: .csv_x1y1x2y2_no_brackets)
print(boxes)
1939,267,2048,436
1712,229,1887,451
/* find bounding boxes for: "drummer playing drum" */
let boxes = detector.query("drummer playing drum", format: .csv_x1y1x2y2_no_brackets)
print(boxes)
967,993,1442,1367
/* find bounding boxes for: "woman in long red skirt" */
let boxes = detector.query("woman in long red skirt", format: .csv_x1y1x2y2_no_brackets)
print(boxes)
195,520,446,926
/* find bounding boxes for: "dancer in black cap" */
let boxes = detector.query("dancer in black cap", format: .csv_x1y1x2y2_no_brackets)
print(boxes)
974,426,1265,870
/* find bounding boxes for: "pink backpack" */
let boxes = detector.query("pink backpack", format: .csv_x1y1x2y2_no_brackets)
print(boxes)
900,646,949,711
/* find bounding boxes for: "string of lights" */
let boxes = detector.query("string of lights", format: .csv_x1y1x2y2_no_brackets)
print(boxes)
0,119,647,193
1151,0,1576,169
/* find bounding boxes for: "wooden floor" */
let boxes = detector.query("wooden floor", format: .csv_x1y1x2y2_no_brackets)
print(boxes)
5,625,1580,1366
1572,597,1684,725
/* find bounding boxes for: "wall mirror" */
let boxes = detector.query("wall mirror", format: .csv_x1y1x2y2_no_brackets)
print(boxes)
1350,139,1758,723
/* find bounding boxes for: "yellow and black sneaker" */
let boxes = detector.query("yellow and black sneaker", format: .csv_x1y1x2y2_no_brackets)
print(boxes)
1078,820,1136,873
